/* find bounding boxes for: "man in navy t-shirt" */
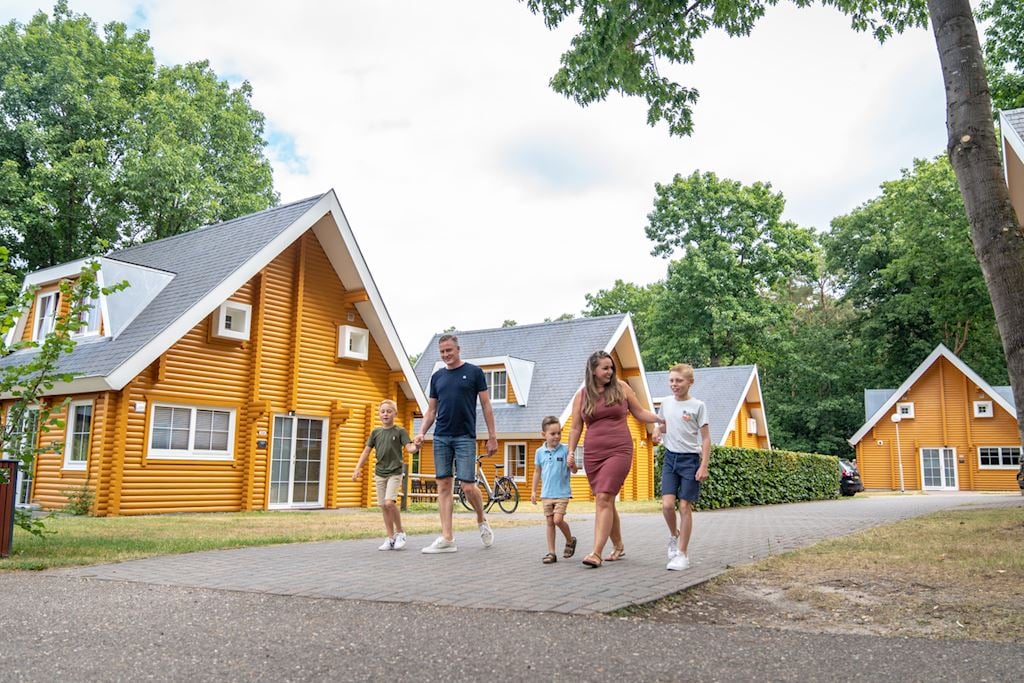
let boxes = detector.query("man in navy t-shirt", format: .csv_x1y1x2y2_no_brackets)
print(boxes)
415,334,498,553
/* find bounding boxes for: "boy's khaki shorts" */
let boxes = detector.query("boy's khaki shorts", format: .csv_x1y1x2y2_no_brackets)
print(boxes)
375,473,404,503
542,498,570,516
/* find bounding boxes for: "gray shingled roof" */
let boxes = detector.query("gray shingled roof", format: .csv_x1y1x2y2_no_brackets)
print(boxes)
1,194,325,378
646,366,757,445
413,315,629,436
1005,108,1024,139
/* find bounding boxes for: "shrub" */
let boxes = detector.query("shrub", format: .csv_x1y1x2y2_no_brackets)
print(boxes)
60,485,95,516
655,445,840,509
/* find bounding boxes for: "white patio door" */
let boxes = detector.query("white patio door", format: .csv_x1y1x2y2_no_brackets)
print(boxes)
269,415,327,508
920,447,958,491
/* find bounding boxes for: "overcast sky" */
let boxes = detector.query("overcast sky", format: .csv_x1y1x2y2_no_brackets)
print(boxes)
7,1,950,356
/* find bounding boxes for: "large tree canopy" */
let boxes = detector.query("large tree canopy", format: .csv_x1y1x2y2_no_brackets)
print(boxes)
979,0,1024,111
526,0,1024,448
0,2,278,271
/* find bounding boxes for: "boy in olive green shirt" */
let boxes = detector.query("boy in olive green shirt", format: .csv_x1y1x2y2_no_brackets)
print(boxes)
353,400,416,550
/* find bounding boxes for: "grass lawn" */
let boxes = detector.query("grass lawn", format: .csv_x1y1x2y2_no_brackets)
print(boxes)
621,505,1024,642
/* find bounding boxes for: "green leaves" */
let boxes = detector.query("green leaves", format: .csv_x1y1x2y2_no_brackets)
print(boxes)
0,3,277,270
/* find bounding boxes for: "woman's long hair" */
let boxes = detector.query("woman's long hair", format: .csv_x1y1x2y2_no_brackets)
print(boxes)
582,350,624,416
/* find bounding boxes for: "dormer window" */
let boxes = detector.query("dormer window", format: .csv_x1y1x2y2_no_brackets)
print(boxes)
213,301,252,341
484,369,507,402
973,401,993,418
32,291,59,340
73,295,101,337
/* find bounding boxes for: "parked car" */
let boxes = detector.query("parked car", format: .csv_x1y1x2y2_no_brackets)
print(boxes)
839,459,864,496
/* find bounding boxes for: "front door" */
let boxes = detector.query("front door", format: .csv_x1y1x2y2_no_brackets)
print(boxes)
920,447,958,491
269,415,327,508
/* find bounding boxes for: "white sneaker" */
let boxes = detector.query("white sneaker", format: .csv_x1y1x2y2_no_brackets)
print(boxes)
393,532,407,550
421,536,457,554
479,521,494,547
667,536,679,560
667,553,691,571
378,537,394,551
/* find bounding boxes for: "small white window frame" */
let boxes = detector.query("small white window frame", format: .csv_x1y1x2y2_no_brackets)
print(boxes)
147,402,236,461
32,291,60,341
973,401,993,418
505,442,527,482
746,417,758,435
213,301,252,341
977,446,1021,470
337,325,369,361
896,402,915,419
484,369,508,403
72,294,103,338
63,400,93,471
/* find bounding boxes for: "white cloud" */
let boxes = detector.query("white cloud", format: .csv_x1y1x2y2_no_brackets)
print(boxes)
5,1,950,355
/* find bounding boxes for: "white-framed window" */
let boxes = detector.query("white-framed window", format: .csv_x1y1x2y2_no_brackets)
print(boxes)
484,369,507,402
32,291,60,341
4,406,40,507
337,325,369,360
896,402,915,419
148,403,236,461
63,401,93,470
973,401,993,418
72,295,102,337
213,301,252,341
505,442,527,482
978,446,1021,469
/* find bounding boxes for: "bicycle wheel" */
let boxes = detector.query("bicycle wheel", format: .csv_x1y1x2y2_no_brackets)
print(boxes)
495,477,519,514
458,480,488,512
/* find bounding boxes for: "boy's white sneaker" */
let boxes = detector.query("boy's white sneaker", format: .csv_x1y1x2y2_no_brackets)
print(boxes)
393,532,407,550
378,537,394,551
667,536,679,560
479,521,494,547
667,553,691,571
422,536,457,554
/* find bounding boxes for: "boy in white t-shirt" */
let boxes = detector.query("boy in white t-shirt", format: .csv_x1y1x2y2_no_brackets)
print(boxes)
652,364,711,571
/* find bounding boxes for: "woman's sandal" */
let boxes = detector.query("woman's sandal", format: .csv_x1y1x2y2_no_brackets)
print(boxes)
563,536,578,559
581,553,603,568
604,546,626,562
542,552,558,564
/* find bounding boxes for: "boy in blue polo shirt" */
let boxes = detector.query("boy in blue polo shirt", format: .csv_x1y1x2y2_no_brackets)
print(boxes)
530,416,576,564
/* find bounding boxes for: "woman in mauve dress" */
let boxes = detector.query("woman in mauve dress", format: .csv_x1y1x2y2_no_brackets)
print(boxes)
567,350,663,568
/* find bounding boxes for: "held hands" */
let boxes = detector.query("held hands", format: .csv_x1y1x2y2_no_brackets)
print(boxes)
567,454,578,474
413,434,424,448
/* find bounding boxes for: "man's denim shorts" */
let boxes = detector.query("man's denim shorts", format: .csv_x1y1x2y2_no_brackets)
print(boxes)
434,435,477,482
661,450,702,502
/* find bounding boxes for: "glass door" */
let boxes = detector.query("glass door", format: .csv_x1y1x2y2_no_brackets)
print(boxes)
920,447,958,490
269,415,326,508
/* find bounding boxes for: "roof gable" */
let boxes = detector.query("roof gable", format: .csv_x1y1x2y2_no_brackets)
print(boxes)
2,191,427,410
1001,108,1024,174
848,344,1016,446
646,365,770,447
414,314,652,435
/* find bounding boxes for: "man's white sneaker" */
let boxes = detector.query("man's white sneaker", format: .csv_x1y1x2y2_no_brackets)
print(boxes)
393,532,407,550
667,553,691,571
479,522,494,547
667,536,679,560
421,536,457,554
378,537,394,551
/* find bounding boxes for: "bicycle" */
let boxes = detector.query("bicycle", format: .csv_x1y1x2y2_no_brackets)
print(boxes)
455,455,520,514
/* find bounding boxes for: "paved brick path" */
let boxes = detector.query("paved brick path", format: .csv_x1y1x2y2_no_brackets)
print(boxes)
58,493,1022,615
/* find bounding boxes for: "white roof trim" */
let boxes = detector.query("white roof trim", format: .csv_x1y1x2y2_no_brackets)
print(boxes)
848,343,1016,446
1000,110,1024,188
98,190,426,413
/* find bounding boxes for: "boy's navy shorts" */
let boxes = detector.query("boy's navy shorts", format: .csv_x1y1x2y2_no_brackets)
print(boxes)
661,450,702,502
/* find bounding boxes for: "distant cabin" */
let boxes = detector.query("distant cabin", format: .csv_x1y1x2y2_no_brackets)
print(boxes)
645,365,770,450
2,191,426,515
848,344,1019,491
412,314,659,501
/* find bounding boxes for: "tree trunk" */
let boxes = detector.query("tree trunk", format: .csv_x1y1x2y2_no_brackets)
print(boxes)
928,0,1024,447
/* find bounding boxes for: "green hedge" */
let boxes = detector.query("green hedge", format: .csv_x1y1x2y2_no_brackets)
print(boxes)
655,445,840,510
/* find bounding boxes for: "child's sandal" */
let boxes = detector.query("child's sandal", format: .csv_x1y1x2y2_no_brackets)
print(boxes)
542,552,558,564
563,536,578,559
